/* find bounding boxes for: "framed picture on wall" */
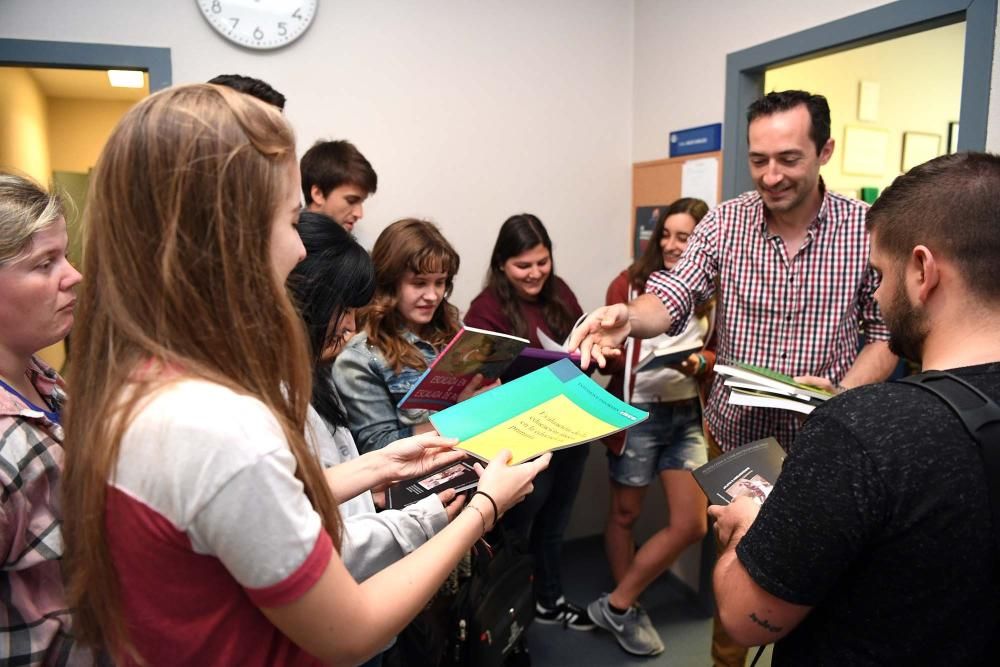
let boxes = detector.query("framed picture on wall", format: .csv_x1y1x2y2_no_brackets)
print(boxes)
948,122,960,154
901,132,941,172
634,206,666,260
842,126,889,176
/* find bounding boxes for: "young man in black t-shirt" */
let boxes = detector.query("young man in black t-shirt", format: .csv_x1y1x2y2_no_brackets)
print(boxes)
709,152,1000,665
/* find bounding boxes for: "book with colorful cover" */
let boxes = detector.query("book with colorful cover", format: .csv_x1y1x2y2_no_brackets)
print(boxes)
430,358,648,464
386,461,479,509
692,437,785,505
397,326,529,411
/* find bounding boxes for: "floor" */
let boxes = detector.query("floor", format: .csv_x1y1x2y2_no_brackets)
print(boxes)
524,536,773,667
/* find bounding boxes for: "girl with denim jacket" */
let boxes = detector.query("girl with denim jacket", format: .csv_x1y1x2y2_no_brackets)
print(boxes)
334,218,493,455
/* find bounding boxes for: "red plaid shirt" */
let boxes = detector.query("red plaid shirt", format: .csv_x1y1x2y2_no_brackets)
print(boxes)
1,358,88,666
646,188,889,452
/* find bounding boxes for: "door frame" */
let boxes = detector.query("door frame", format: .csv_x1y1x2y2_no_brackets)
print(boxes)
0,38,171,91
722,0,996,198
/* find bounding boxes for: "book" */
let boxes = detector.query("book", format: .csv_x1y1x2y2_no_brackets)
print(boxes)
535,327,567,352
397,326,530,411
500,347,584,383
386,461,479,509
714,362,834,402
634,342,702,372
692,437,785,505
430,358,648,464
727,386,826,415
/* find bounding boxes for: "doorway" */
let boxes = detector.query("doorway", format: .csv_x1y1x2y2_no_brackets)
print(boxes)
0,39,171,369
722,0,995,199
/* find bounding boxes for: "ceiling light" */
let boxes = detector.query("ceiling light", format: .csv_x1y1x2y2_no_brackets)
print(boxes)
107,70,144,88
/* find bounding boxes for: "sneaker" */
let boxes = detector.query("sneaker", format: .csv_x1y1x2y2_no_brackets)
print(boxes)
535,596,596,630
634,603,665,655
587,594,665,656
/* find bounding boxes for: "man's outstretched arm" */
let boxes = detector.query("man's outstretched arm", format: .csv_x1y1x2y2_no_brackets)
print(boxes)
567,293,673,369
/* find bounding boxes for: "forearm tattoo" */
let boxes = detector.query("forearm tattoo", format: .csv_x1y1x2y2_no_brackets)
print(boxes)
749,611,783,634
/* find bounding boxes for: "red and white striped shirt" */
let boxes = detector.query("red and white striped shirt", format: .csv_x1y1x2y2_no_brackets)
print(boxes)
646,188,889,452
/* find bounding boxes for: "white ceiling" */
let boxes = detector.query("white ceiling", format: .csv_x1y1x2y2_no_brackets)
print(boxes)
26,67,149,102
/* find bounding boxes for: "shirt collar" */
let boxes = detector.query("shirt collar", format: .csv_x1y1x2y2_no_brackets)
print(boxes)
0,357,65,429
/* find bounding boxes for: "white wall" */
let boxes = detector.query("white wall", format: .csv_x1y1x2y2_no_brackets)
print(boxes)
0,0,634,316
634,0,902,162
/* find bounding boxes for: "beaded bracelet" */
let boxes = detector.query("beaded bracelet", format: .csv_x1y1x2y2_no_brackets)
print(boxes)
465,503,488,538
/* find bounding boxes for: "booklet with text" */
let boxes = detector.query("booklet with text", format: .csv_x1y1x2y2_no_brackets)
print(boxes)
430,358,648,464
692,437,785,505
386,461,479,509
397,326,529,411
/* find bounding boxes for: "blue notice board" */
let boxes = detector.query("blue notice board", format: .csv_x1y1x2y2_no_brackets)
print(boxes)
669,123,722,158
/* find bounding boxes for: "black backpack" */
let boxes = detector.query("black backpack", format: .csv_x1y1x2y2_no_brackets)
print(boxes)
898,370,1000,549
444,530,535,667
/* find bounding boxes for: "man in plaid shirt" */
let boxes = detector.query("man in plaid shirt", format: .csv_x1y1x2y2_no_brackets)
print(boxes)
573,90,895,452
571,90,897,666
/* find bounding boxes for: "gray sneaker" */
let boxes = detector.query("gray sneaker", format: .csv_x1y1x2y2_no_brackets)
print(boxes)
586,594,665,656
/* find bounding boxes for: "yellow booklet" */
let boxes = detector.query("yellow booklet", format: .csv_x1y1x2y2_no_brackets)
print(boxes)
430,358,648,464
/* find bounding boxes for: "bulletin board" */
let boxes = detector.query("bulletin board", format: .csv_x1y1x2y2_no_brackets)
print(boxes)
631,151,722,259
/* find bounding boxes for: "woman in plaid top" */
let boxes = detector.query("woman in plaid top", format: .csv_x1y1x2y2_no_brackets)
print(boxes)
0,173,86,666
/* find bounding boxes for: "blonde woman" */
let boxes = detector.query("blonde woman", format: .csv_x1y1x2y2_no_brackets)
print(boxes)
0,173,86,666
61,84,546,667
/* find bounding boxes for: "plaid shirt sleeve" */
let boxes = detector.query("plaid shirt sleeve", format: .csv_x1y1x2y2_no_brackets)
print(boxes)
0,361,90,666
856,262,891,342
645,207,721,336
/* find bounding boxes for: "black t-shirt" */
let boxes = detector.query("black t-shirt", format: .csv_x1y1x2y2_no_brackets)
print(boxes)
737,362,1000,666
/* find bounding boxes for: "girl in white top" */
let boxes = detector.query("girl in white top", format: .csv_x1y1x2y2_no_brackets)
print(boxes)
60,83,547,667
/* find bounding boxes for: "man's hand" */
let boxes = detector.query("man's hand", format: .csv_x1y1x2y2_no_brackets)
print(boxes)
793,374,840,394
566,303,630,369
378,432,466,485
708,496,762,549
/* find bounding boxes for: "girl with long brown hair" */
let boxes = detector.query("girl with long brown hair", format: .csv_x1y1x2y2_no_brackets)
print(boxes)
60,84,546,667
464,213,594,631
586,197,714,656
333,218,491,455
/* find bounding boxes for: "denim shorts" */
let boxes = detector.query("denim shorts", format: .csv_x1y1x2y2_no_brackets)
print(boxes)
607,399,708,486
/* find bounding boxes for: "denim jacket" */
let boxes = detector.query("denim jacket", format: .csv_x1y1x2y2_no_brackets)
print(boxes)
332,330,437,454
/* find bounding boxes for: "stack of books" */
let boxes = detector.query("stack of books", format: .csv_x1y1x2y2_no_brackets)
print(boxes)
714,362,833,415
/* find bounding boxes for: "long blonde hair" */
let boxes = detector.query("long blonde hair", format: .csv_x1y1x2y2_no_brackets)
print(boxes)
61,83,341,661
360,218,460,372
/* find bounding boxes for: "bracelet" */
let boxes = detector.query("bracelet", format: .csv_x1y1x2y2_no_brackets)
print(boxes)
465,503,487,538
472,490,499,528
694,353,707,375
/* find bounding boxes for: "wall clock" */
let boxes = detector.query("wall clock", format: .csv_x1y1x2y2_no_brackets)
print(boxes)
196,0,318,50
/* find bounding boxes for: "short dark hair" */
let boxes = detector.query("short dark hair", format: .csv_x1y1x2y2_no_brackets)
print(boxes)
300,140,378,203
207,74,286,110
287,211,375,427
747,90,830,155
867,151,1000,303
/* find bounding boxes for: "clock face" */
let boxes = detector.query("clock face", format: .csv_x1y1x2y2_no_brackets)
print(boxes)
197,0,318,51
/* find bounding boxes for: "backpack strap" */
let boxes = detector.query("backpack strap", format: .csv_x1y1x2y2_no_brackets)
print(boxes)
897,370,1000,536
